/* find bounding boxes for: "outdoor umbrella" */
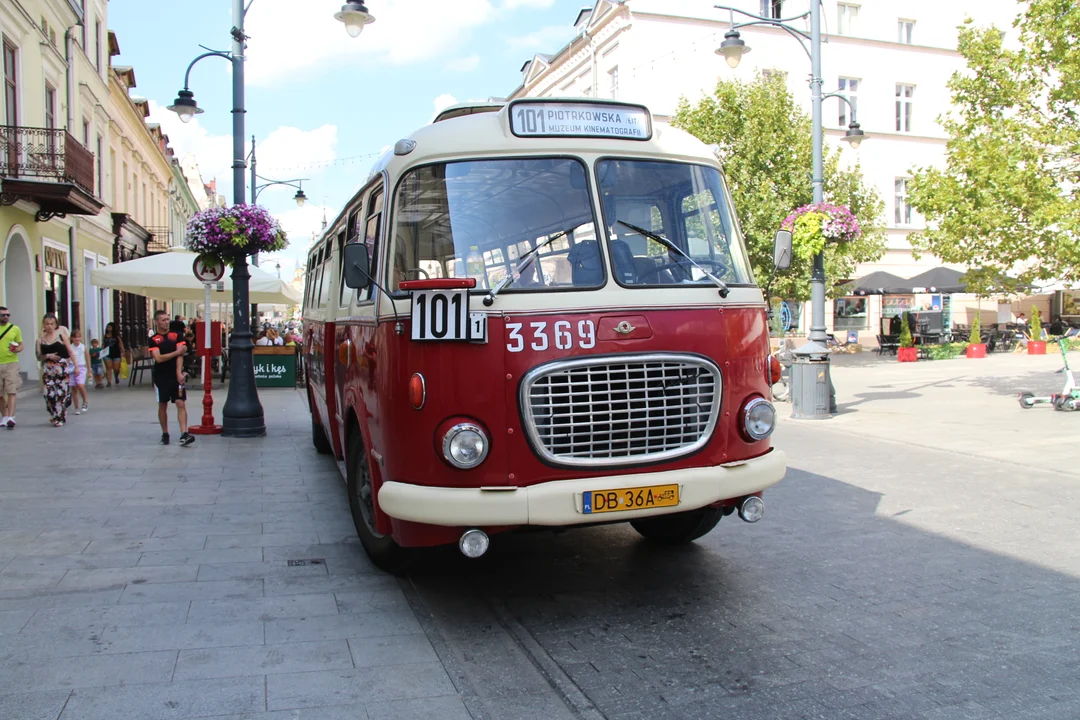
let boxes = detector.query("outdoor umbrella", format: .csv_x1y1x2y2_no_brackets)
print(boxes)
89,248,301,305
904,267,966,293
848,270,908,296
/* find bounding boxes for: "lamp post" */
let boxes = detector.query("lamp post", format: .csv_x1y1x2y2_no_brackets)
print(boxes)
167,0,371,437
713,2,867,418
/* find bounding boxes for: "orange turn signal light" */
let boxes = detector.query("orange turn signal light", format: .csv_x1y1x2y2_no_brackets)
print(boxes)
409,373,426,410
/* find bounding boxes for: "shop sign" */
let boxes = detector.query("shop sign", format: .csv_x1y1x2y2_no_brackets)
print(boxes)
883,295,914,317
43,246,68,273
253,354,296,388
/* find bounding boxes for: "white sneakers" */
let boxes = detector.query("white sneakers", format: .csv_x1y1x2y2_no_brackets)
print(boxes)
1,416,14,429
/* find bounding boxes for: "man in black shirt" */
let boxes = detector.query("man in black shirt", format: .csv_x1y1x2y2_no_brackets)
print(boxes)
148,310,194,446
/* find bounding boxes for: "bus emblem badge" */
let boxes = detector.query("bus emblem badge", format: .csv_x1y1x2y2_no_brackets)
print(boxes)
615,321,636,335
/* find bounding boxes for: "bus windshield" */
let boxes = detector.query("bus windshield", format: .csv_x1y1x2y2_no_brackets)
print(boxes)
391,157,603,293
596,159,754,287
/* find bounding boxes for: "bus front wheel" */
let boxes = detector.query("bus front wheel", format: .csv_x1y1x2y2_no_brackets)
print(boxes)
346,431,409,573
630,507,723,544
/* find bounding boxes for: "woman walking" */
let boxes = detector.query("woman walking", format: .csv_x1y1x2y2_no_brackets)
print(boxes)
102,322,124,387
36,314,76,427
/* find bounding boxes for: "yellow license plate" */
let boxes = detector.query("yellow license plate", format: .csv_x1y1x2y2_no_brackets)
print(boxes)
582,484,680,515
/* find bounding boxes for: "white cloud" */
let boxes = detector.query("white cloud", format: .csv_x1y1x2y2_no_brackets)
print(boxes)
447,54,482,72
501,0,556,8
505,24,576,51
244,0,499,87
148,101,338,204
433,94,459,114
264,203,335,268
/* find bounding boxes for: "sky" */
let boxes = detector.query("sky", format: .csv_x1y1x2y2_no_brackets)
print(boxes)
108,0,588,276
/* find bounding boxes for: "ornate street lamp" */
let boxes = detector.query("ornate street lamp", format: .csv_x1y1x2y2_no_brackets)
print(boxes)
714,2,869,418
167,1,368,437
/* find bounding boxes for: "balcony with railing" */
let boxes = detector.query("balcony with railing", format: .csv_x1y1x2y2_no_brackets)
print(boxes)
145,226,173,254
0,125,105,222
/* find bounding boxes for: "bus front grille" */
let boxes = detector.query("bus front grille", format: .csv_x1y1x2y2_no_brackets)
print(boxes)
520,354,722,467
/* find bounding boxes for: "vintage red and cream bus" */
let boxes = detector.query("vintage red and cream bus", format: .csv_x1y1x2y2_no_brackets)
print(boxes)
303,98,789,570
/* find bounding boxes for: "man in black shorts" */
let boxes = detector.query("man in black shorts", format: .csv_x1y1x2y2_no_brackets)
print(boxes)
148,310,194,446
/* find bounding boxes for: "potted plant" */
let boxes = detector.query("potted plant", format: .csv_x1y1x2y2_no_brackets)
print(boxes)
966,314,986,358
185,204,288,266
897,311,918,362
1027,306,1046,355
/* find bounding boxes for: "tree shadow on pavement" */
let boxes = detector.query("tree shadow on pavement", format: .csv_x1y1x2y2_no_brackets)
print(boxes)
835,376,966,415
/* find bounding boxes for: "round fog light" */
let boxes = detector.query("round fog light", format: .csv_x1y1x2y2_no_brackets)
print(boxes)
459,529,490,558
743,398,776,440
442,423,490,469
739,496,765,523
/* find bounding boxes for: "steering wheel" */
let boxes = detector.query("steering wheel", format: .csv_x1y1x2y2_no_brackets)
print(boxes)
403,268,430,280
636,259,730,284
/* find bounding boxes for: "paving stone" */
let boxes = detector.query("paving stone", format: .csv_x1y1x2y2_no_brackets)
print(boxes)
195,560,330,582
23,601,190,632
58,676,265,720
205,532,321,549
138,548,264,567
365,695,473,720
264,609,423,644
347,634,440,667
266,663,456,711
96,620,264,654
120,579,264,604
187,593,339,624
57,564,199,588
0,690,73,720
174,640,353,680
0,649,177,693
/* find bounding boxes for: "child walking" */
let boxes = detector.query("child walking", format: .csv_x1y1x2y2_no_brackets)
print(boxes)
89,338,105,388
69,330,90,414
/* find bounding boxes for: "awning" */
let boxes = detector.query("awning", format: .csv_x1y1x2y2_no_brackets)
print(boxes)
847,271,909,295
903,267,966,293
90,248,301,305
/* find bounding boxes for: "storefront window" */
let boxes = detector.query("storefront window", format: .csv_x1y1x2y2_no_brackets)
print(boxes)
882,294,914,318
833,296,867,330
44,270,69,327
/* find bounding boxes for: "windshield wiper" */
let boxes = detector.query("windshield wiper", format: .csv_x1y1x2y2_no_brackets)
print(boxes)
482,228,573,307
615,220,730,298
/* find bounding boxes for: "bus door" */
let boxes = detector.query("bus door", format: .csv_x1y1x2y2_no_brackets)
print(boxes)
333,184,384,454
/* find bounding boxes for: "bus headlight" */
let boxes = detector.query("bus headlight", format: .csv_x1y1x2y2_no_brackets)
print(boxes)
442,423,490,469
742,398,776,441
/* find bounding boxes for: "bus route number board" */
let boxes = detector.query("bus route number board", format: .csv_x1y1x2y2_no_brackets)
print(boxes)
410,289,486,342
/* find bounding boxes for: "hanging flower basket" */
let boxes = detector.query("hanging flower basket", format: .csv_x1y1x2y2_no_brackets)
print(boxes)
185,204,288,266
781,203,862,260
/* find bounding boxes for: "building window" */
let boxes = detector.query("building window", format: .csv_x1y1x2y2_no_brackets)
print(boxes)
80,2,88,49
762,1,783,19
95,21,102,71
96,135,103,197
3,40,16,125
82,120,90,147
44,84,56,128
834,297,868,331
608,66,619,99
837,4,859,35
898,20,915,44
895,178,912,225
895,83,914,132
43,246,70,328
838,77,858,126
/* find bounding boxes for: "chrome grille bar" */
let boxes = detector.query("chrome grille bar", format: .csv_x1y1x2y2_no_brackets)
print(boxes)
520,354,722,467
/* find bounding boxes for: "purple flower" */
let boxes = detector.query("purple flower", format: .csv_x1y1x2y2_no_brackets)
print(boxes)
185,204,288,263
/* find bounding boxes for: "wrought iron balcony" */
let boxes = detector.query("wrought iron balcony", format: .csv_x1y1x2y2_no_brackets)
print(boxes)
0,125,104,221
146,226,173,254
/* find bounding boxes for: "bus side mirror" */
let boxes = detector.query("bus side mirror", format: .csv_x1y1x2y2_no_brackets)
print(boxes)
773,230,793,271
343,243,372,290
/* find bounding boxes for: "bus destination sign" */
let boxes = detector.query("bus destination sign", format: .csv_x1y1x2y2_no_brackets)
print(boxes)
510,101,652,141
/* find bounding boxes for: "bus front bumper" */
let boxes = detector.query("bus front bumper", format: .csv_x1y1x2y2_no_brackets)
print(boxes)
378,449,787,528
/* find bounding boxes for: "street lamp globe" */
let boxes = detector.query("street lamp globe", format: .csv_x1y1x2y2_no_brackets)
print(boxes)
293,188,307,208
335,1,375,38
716,29,750,69
843,122,865,149
166,89,203,124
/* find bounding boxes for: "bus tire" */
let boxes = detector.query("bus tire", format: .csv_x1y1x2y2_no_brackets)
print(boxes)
346,430,410,574
630,507,723,544
311,412,333,455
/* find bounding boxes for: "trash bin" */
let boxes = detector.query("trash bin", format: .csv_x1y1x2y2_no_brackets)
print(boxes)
790,341,836,419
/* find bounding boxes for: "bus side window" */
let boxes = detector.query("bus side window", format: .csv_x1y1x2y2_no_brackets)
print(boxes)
317,246,331,309
337,228,350,308
361,186,384,302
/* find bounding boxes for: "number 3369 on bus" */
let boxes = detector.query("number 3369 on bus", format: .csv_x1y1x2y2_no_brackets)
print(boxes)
506,320,596,353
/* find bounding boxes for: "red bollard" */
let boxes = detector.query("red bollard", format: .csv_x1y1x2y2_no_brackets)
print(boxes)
188,352,222,435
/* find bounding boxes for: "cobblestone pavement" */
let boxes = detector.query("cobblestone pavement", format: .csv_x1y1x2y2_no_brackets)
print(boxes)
2,361,1080,720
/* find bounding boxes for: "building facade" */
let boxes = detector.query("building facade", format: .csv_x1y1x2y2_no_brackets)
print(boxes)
0,0,199,380
508,0,1024,340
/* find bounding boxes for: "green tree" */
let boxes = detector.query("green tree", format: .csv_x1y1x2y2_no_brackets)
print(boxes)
672,72,886,301
907,3,1080,294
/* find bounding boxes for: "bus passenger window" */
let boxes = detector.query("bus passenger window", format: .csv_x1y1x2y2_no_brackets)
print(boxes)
318,249,332,308
362,186,383,302
337,230,350,308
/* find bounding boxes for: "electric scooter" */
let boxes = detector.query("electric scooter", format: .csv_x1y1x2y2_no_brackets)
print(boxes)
1017,338,1080,411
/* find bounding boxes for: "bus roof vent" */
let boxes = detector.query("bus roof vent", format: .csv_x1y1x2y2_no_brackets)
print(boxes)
433,101,506,123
